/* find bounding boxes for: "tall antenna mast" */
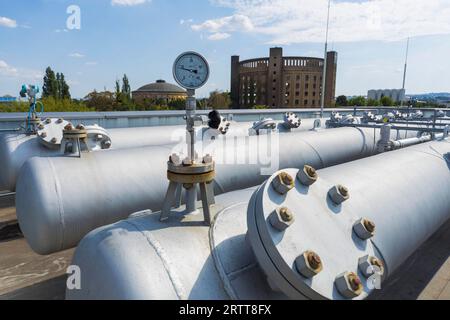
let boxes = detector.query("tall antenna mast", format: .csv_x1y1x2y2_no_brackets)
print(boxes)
400,37,410,107
320,0,331,118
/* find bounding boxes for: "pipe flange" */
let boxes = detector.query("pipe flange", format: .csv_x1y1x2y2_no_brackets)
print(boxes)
246,168,383,300
283,112,301,129
167,171,216,184
168,157,215,175
85,125,112,151
63,124,88,140
252,118,277,133
37,118,71,150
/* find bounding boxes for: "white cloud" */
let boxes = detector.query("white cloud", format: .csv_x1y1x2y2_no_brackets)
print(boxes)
0,16,17,28
180,19,194,25
69,53,85,58
0,60,42,80
85,61,98,66
0,60,18,77
111,0,149,6
192,14,254,33
208,32,231,41
195,0,450,44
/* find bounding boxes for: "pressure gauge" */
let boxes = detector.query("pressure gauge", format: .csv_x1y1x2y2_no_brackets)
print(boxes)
173,52,210,90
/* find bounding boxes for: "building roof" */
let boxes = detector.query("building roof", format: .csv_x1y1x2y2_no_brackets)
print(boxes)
133,80,187,94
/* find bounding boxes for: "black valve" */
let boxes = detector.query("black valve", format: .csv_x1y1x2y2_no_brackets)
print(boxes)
208,110,222,130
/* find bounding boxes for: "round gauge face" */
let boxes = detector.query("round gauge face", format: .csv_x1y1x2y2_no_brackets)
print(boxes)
173,52,210,90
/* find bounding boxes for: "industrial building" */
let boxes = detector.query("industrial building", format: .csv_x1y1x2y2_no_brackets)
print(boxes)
230,47,338,109
132,80,188,103
368,89,406,102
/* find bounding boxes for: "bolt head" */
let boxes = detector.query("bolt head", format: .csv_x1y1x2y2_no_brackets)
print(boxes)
64,124,74,131
297,165,318,186
295,251,323,278
269,207,295,232
335,272,364,299
50,137,58,144
76,124,85,130
202,154,213,164
40,132,47,138
182,158,194,167
38,124,44,130
358,255,385,278
57,118,64,124
45,118,52,124
328,185,350,205
101,140,112,149
271,172,295,195
170,154,182,166
353,218,376,240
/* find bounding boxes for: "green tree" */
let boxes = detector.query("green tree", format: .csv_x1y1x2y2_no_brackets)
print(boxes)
208,90,231,109
335,95,348,107
348,96,367,106
367,98,380,106
56,73,62,99
42,67,58,98
121,74,131,100
60,73,71,99
380,96,394,107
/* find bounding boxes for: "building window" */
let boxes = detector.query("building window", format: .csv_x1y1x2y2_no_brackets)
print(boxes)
313,92,316,97
296,83,300,89
304,100,308,105
296,75,300,80
273,71,276,75
305,84,309,89
312,100,315,106
305,75,309,81
285,100,289,105
314,76,317,82
296,91,300,96
305,92,309,96
295,100,299,105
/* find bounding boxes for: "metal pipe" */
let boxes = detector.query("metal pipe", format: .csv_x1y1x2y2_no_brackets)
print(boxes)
67,138,450,300
16,127,406,255
1,119,322,192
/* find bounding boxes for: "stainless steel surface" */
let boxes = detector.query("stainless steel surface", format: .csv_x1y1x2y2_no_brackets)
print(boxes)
67,138,450,300
0,119,321,192
16,126,399,255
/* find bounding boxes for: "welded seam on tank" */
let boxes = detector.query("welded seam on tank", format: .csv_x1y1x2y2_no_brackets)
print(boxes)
48,158,66,251
297,138,325,168
124,220,187,300
209,202,251,300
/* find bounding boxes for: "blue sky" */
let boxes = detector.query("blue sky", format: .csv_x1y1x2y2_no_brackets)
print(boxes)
1,0,450,99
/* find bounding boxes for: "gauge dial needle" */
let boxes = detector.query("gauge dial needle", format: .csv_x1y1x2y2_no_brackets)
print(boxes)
180,67,198,74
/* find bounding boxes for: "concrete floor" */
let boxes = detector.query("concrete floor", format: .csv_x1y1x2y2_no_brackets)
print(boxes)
0,202,449,300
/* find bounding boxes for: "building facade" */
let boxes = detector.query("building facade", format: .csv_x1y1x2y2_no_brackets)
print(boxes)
132,80,187,103
231,47,338,108
367,89,406,102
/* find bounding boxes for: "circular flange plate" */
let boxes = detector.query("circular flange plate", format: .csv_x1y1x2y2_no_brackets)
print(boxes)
36,118,71,150
247,168,383,300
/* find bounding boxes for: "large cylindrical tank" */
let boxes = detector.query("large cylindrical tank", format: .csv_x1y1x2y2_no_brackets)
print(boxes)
0,119,321,192
17,127,409,255
67,138,450,300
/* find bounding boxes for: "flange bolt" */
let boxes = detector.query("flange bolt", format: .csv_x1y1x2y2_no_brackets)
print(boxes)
295,251,323,278
328,184,350,205
297,165,318,186
271,172,295,195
